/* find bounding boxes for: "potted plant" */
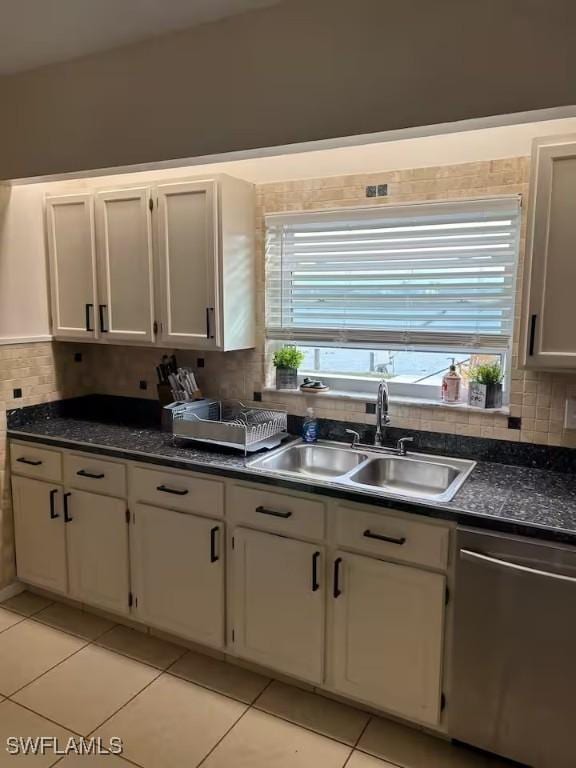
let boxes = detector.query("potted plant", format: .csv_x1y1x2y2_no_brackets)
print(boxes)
468,362,504,409
273,346,305,390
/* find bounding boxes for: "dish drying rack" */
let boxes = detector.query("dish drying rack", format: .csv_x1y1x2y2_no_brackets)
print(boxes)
170,401,288,454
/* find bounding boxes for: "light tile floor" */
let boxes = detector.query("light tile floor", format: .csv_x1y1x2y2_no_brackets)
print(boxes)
0,592,515,767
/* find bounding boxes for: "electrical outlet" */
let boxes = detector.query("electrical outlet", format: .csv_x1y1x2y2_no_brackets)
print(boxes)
377,184,388,197
365,185,377,198
564,398,576,430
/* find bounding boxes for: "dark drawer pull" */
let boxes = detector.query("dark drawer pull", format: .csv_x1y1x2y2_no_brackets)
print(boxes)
210,526,219,563
77,469,105,480
49,489,59,519
157,484,189,496
255,505,292,519
63,492,72,523
333,557,343,598
312,551,320,592
17,457,43,466
363,529,406,546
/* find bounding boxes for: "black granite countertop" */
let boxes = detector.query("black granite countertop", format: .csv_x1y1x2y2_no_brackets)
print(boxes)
7,399,576,546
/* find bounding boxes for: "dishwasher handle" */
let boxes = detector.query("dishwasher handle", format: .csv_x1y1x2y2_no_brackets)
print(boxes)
460,549,576,585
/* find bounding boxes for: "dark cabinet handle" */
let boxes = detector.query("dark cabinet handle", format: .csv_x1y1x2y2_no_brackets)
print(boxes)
49,489,59,519
63,492,72,523
333,557,342,598
312,551,320,592
16,457,43,466
255,505,292,519
528,313,537,356
363,529,406,546
77,469,105,479
85,303,94,332
99,304,108,333
206,308,211,339
210,526,219,563
156,484,189,496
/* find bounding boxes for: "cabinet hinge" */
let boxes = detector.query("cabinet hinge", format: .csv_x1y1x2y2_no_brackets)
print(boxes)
125,508,130,524
128,592,133,608
445,586,450,605
149,198,154,212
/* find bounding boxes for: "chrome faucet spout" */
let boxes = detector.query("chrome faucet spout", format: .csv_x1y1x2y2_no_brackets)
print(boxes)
374,380,390,446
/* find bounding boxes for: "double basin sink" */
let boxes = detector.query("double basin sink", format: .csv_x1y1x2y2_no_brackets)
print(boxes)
248,440,475,502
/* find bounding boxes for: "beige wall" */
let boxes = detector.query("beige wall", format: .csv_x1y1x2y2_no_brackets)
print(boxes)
81,157,576,448
1,0,575,180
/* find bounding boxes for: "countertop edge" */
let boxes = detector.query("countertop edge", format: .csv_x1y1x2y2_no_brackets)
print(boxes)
9,428,576,547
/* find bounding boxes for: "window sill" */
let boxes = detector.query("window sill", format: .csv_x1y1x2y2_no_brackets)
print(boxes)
263,387,510,416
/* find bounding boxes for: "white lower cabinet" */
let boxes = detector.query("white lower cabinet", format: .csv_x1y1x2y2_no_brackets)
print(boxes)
12,476,67,594
65,489,130,615
11,444,451,730
130,503,224,648
329,550,446,726
231,527,325,684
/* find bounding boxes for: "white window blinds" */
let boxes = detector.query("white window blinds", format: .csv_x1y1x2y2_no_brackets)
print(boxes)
265,197,520,350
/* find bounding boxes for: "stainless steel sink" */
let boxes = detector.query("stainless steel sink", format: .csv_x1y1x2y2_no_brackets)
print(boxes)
250,443,369,479
248,440,475,502
347,455,461,499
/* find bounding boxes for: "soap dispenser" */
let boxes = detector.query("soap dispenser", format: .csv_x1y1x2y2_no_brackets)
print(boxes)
302,407,318,443
442,358,462,403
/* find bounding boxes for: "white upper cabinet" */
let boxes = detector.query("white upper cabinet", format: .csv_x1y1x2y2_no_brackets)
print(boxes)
523,136,576,369
156,181,219,348
45,174,255,350
95,187,155,343
46,194,98,340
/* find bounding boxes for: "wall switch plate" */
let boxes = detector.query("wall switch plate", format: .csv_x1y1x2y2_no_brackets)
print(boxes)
564,398,576,430
377,184,388,196
365,185,377,198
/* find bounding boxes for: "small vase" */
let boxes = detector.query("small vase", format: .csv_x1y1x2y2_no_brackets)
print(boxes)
276,367,298,390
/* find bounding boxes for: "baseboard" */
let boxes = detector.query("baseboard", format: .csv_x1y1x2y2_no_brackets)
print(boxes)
0,582,25,602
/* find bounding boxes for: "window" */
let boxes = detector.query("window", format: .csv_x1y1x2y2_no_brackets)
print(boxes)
266,197,520,398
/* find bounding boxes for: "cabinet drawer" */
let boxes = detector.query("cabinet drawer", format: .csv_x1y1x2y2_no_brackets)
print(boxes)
335,504,450,570
228,484,325,540
10,442,62,483
64,453,127,498
132,466,224,518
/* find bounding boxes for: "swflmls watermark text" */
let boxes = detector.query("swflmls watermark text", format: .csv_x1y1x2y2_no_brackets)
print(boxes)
6,736,123,756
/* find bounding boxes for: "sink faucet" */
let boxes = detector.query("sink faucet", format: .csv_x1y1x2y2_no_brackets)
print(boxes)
374,380,391,446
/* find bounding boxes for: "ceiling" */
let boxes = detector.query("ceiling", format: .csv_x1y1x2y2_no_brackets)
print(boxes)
0,0,281,74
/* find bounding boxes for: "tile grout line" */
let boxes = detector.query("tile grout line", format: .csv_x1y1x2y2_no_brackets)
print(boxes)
3,632,91,700
194,704,254,768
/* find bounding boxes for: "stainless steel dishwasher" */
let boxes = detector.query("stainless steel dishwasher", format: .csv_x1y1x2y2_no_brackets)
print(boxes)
449,528,576,768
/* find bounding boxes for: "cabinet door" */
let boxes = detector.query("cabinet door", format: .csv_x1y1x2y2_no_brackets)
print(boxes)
130,504,224,648
231,528,324,683
65,490,129,615
524,137,576,368
46,194,98,340
95,187,155,343
155,181,220,348
11,477,67,593
330,551,445,726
